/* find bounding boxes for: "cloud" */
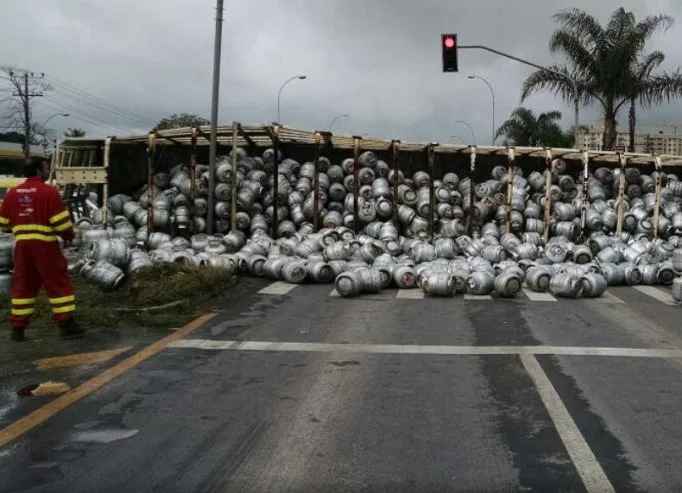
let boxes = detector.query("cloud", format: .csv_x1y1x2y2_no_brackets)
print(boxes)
1,0,681,144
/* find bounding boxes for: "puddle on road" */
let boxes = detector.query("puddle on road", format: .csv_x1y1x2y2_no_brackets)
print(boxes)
70,428,139,444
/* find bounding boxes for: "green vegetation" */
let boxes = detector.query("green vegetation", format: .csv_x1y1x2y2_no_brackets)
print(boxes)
0,263,238,334
521,7,682,151
495,107,580,147
153,113,210,131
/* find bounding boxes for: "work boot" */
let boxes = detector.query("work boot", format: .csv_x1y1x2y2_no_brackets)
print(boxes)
11,328,25,342
59,319,86,340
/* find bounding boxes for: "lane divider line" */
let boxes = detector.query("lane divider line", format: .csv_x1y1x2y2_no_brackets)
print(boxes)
520,354,615,493
0,311,217,450
167,339,682,358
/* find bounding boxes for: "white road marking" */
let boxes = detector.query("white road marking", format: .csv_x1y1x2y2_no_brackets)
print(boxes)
396,289,425,299
464,294,492,300
632,286,677,305
586,291,625,304
520,354,615,493
167,339,682,358
258,282,298,295
329,289,340,297
522,289,557,302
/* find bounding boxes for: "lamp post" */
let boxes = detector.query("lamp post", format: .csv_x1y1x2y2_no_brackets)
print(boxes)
467,74,495,145
277,75,307,124
42,113,70,127
328,113,349,132
455,120,476,143
451,134,464,144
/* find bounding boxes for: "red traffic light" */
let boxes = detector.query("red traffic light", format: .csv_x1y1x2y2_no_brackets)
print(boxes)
444,37,455,49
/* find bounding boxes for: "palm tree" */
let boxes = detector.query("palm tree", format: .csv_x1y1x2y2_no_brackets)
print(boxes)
521,8,682,151
495,107,572,147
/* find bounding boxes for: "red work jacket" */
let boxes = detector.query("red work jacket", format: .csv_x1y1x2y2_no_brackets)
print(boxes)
0,177,74,242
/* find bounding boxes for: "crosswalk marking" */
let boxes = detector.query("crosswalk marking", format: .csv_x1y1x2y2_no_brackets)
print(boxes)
258,282,675,306
586,290,624,304
632,286,677,305
522,289,557,302
396,289,425,299
258,281,299,295
464,294,492,300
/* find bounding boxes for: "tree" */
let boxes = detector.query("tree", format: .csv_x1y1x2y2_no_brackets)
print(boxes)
0,66,51,155
520,8,682,151
153,113,209,131
65,128,86,137
495,107,574,147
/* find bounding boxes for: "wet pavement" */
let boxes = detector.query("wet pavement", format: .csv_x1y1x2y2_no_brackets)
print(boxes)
1,279,682,492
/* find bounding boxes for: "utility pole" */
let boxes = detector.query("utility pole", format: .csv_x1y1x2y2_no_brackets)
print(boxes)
7,70,46,160
207,0,224,235
23,73,29,160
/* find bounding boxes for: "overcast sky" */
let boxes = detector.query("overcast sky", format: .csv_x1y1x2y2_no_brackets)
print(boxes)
1,0,682,145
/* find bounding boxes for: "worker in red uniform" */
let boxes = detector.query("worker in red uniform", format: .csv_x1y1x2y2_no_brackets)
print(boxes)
0,158,85,342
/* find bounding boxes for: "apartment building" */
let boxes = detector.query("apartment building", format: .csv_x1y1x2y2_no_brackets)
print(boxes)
576,121,682,154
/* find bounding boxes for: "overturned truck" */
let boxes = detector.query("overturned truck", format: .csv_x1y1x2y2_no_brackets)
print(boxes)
51,123,682,300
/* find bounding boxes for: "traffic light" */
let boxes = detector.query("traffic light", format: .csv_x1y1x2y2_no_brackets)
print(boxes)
441,34,458,72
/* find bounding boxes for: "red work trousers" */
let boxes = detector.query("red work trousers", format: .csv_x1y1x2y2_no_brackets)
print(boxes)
9,240,75,329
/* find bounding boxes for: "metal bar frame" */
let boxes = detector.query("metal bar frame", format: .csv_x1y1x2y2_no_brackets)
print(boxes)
101,137,111,225
653,155,662,239
466,145,477,236
271,124,281,238
543,148,553,244
230,121,239,233
146,132,156,243
312,131,322,232
428,143,437,240
579,150,589,242
391,140,400,224
189,127,198,235
352,136,361,232
505,147,516,233
616,153,627,235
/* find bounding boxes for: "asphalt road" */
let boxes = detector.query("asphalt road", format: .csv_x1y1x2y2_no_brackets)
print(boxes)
1,279,682,493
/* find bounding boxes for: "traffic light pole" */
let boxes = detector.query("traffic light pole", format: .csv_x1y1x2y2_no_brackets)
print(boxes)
458,44,580,147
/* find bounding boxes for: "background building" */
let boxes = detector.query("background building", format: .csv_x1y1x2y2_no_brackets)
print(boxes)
577,120,682,154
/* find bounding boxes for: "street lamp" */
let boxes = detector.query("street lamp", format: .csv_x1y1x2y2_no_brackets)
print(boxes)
451,134,464,144
455,120,476,143
468,75,495,145
41,113,70,127
328,113,349,132
277,75,307,124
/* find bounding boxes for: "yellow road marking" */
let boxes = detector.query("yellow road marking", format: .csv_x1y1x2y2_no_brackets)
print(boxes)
34,347,132,371
0,311,217,450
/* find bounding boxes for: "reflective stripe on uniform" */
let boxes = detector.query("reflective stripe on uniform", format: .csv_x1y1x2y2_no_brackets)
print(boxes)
52,304,75,314
12,298,36,305
11,307,34,316
53,220,73,232
0,216,9,225
50,295,75,304
12,224,55,233
14,233,58,242
49,210,70,224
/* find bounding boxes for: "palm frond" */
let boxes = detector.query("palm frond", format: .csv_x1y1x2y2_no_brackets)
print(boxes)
638,70,682,105
548,30,600,78
552,9,604,48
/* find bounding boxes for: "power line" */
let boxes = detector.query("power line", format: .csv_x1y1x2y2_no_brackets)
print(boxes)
44,75,155,126
44,94,134,131
41,99,128,134
49,84,151,128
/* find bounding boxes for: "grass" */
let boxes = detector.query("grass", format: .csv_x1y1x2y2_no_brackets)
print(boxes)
0,263,238,332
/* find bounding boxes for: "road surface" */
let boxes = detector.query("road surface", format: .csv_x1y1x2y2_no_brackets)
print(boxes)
1,280,681,493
